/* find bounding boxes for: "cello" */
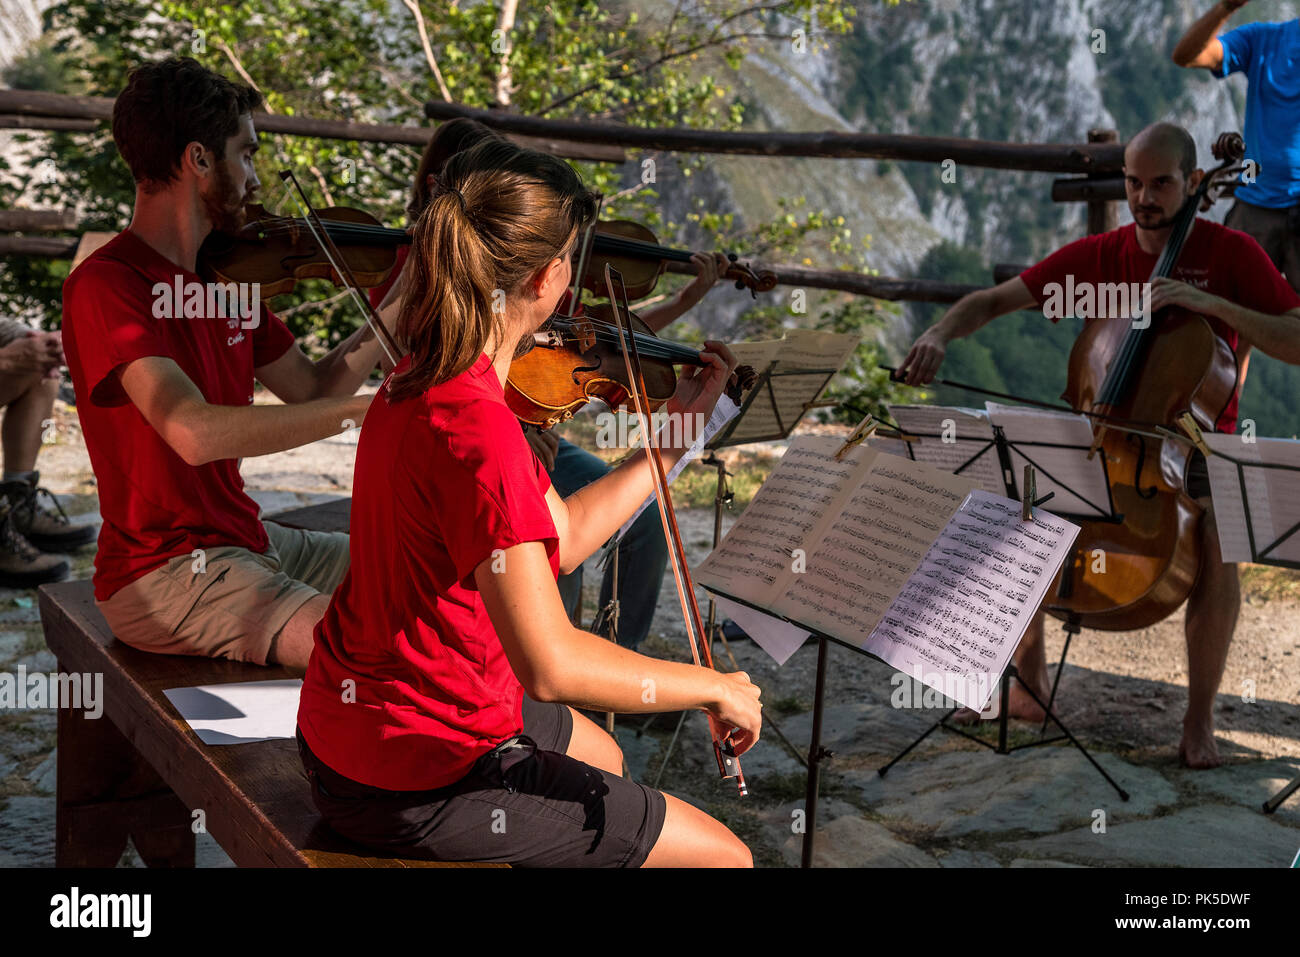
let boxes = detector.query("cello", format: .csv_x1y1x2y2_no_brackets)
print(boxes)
1049,132,1250,631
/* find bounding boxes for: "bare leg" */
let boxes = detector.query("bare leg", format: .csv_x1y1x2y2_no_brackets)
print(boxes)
641,793,752,867
0,373,55,473
268,593,331,673
1180,505,1237,769
564,707,625,776
563,707,749,866
1008,610,1050,721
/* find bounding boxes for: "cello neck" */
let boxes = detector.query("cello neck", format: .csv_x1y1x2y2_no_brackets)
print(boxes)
1096,194,1202,410
1147,194,1200,282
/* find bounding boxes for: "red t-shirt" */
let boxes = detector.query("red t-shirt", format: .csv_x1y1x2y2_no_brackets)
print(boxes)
368,244,410,310
61,230,296,601
1018,219,1300,433
297,352,559,791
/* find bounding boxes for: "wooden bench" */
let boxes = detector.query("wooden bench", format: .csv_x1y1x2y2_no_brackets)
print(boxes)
39,498,501,867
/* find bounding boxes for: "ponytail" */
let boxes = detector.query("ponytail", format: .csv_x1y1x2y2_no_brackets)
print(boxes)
387,139,597,403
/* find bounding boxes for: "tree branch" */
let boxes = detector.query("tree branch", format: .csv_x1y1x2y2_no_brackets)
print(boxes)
402,0,454,102
493,0,519,107
540,25,792,116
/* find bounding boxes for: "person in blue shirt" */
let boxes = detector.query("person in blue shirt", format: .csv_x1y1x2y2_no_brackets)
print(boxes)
1174,1,1300,292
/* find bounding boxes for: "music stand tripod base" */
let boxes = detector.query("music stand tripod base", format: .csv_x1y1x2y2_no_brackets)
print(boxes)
876,660,1130,802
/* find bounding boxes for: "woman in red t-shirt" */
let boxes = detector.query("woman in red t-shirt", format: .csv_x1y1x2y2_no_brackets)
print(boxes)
297,137,761,867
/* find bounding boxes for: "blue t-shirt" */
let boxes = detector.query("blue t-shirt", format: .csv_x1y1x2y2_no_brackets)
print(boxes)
1218,19,1300,208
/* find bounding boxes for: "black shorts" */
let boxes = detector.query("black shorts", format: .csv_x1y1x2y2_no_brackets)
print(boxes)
297,695,667,868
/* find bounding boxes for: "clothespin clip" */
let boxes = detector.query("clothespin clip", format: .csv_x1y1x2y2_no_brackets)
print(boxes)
1087,426,1107,461
1021,464,1055,521
1176,412,1213,459
835,415,878,460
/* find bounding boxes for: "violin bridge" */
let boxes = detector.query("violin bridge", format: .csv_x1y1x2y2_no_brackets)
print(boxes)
570,319,597,353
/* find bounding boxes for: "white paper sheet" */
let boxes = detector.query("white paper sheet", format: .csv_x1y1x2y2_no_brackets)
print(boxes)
711,594,810,666
863,489,1079,710
614,394,739,541
888,404,1005,496
985,402,1113,519
1202,433,1300,564
724,329,860,442
163,679,302,745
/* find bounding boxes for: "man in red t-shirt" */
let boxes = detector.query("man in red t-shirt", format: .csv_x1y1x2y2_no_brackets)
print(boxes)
899,122,1300,767
61,58,396,670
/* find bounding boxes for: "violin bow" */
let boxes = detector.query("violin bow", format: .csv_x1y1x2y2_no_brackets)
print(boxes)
277,170,405,367
603,263,748,797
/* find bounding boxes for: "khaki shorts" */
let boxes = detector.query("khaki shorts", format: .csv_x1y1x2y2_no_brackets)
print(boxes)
97,520,350,665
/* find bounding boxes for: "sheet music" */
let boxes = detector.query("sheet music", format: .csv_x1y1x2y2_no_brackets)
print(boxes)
1202,433,1300,564
888,404,1004,496
163,679,301,745
695,435,862,608
697,435,1080,713
773,452,975,641
862,490,1080,710
723,329,860,442
984,402,1112,519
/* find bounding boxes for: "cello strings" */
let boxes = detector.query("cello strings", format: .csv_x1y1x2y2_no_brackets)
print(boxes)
1099,196,1198,407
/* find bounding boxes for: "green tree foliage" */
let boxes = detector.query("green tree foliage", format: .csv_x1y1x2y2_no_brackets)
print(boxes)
908,241,1079,409
0,0,859,347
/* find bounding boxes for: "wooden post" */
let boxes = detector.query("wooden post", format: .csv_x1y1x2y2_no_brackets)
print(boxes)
1087,129,1121,234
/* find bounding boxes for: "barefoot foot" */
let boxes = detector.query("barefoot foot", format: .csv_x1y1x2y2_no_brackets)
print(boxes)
1006,679,1048,722
1179,719,1222,769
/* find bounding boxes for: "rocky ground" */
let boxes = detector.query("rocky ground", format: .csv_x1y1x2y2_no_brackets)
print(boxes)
2,392,1298,868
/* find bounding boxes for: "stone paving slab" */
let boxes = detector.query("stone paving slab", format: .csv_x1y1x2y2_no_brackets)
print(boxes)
1170,759,1300,826
774,797,940,868
841,746,1177,838
1001,805,1300,868
0,631,28,661
764,700,943,763
0,796,54,867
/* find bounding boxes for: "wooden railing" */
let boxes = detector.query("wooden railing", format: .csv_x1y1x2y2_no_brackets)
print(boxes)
1,90,1128,304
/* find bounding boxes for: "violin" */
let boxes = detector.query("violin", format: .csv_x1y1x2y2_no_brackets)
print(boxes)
200,202,409,298
1049,132,1249,631
507,206,759,428
586,220,777,299
507,296,755,429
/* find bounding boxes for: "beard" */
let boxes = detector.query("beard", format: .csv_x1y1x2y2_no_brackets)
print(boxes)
1132,206,1179,231
202,161,252,234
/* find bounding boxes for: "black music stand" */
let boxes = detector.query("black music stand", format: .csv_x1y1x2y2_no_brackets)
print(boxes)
1199,443,1300,813
874,424,1131,841
640,360,838,785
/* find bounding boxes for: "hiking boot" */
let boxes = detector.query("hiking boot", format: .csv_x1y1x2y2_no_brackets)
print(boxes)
0,489,70,587
5,472,98,551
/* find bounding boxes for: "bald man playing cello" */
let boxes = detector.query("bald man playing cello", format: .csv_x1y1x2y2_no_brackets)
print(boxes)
898,123,1300,767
